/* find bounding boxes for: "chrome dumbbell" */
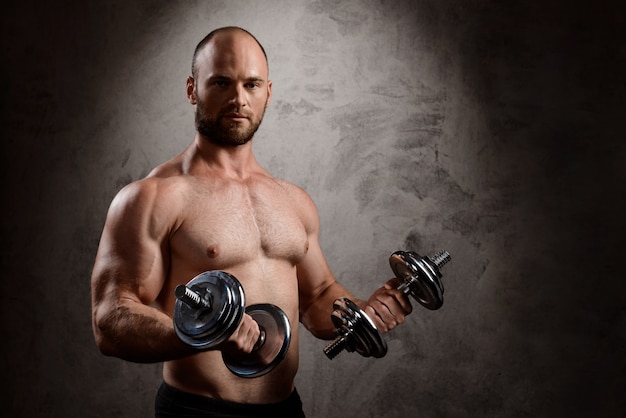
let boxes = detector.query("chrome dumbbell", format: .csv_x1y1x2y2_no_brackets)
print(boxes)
324,249,451,359
173,270,291,378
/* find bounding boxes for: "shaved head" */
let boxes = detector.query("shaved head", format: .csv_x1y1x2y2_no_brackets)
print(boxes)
191,27,268,79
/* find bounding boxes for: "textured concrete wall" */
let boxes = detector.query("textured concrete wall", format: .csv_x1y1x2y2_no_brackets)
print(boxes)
2,1,624,417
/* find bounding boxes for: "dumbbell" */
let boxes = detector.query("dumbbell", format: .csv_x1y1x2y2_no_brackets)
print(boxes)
173,270,291,378
323,249,451,359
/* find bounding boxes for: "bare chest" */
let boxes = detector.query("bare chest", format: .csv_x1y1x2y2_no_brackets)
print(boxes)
169,178,308,272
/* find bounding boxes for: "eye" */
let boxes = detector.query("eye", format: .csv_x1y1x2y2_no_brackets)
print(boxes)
245,82,260,89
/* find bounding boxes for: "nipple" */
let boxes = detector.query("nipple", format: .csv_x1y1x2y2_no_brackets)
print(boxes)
206,245,221,259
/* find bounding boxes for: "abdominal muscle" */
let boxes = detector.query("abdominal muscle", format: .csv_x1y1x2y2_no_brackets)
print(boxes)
163,334,300,404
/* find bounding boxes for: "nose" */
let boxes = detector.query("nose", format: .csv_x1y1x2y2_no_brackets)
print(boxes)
228,84,247,108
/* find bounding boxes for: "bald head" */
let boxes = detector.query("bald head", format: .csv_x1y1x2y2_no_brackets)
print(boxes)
191,27,268,79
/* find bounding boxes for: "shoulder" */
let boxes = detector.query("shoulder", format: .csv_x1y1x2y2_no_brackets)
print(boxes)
273,178,320,232
112,151,191,212
106,174,190,238
111,175,184,211
271,178,314,205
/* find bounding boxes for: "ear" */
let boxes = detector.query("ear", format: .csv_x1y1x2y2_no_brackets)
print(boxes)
186,76,197,104
265,80,273,108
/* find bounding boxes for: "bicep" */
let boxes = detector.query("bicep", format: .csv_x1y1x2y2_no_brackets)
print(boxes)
296,234,358,338
91,182,171,308
294,190,355,334
296,233,335,306
294,190,335,306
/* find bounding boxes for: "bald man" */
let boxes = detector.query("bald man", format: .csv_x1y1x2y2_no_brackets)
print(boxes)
91,27,412,417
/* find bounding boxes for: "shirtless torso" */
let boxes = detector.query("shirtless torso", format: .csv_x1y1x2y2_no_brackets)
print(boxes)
91,138,333,403
155,146,310,402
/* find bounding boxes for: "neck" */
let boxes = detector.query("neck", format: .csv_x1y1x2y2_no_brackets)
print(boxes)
186,133,260,179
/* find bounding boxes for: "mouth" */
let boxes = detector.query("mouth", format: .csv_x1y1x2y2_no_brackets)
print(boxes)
222,112,249,122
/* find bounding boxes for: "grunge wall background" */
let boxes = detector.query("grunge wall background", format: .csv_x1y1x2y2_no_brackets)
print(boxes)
2,1,624,416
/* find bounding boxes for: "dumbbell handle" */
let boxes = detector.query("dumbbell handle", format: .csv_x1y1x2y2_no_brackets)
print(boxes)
175,284,212,310
175,284,266,349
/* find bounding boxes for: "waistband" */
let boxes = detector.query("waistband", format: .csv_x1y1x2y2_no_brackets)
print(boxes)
156,381,305,418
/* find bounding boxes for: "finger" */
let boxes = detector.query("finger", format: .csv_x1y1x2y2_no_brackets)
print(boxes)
393,291,413,315
381,280,413,315
365,301,399,333
228,314,260,353
240,314,261,352
364,305,388,333
383,277,403,290
377,290,405,315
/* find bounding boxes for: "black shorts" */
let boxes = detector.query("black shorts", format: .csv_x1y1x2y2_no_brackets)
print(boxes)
155,381,306,417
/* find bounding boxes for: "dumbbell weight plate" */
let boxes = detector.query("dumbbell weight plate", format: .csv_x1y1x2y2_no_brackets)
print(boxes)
222,303,291,378
174,271,246,348
330,298,387,358
389,251,444,310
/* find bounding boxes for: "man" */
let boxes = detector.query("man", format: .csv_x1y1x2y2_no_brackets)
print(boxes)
91,26,412,417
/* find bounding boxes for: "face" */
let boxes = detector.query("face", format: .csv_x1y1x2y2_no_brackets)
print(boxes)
188,31,272,147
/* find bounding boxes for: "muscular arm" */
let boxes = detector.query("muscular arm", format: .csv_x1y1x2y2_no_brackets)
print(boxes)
294,190,361,339
91,179,194,363
294,187,412,339
297,235,360,340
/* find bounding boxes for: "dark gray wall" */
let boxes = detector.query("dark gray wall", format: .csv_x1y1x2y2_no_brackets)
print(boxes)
2,1,624,417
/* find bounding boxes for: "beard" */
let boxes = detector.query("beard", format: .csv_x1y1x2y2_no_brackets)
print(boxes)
195,99,267,147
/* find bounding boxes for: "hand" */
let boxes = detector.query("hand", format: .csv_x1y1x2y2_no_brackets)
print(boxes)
219,313,261,354
363,278,413,333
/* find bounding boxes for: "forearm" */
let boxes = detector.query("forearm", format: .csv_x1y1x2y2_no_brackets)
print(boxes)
93,298,195,363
